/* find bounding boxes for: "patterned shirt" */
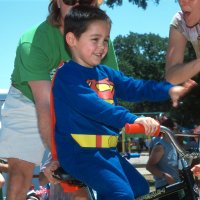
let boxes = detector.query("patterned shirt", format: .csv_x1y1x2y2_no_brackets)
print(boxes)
170,11,200,58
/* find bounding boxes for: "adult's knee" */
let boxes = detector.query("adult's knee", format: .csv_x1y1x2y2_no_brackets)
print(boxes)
8,159,34,176
8,159,34,191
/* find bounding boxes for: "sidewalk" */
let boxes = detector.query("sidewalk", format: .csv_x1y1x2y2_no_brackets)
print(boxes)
128,152,151,175
128,152,155,190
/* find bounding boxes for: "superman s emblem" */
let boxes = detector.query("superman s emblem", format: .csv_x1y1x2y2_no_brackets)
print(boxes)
87,78,115,104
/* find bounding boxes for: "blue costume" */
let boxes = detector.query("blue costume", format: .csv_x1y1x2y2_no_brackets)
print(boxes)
53,60,173,200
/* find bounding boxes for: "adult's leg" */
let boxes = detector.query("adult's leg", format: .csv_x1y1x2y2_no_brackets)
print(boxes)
48,183,89,200
6,158,35,200
0,87,46,199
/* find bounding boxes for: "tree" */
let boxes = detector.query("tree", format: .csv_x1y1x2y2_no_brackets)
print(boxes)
104,0,171,9
113,32,171,113
114,32,167,80
113,32,200,126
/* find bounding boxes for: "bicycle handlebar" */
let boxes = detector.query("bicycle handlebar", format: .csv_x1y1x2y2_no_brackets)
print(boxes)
124,123,199,159
125,123,160,136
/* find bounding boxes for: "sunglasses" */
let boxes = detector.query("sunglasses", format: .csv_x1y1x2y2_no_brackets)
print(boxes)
63,0,94,6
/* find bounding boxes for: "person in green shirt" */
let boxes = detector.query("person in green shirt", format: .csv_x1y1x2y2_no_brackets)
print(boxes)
0,0,118,199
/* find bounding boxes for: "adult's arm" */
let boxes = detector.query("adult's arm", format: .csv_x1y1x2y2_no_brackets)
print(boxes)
165,26,200,84
146,144,175,184
146,144,164,178
29,80,52,150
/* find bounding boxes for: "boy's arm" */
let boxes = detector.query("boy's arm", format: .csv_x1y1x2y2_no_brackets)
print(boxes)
53,71,161,136
54,78,162,132
112,70,196,106
53,78,136,129
113,70,173,102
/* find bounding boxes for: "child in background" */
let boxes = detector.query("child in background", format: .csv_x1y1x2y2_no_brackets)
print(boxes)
146,119,182,200
52,5,191,200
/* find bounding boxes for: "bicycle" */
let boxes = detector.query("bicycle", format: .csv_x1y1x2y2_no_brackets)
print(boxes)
52,152,141,200
125,123,200,200
53,124,200,200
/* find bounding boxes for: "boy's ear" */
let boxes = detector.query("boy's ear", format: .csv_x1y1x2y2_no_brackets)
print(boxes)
65,32,76,47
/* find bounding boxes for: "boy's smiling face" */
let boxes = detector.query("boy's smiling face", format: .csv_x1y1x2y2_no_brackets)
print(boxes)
68,20,111,67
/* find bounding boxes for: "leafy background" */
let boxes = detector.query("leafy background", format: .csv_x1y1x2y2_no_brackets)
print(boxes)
112,32,200,127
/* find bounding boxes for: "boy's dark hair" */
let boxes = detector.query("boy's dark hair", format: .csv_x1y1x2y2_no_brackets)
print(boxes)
64,5,112,39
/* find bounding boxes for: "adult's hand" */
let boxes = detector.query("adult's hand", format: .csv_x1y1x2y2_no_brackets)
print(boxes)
43,160,60,184
169,79,197,107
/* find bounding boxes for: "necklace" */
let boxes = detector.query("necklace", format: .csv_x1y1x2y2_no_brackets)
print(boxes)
196,24,200,40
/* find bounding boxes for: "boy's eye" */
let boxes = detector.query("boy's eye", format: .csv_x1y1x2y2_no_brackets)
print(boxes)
104,39,109,43
92,38,98,41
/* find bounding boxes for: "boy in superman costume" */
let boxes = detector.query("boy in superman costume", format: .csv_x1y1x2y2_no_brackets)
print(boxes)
52,5,190,200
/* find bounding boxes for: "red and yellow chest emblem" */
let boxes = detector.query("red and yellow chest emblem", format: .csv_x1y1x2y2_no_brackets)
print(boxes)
87,78,115,104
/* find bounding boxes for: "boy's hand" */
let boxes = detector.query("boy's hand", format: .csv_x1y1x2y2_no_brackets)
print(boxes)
134,117,159,136
169,79,197,107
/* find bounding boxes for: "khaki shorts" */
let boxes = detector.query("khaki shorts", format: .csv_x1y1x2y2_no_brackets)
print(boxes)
0,86,46,165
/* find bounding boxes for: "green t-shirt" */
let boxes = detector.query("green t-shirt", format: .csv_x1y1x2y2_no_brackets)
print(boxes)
11,21,118,101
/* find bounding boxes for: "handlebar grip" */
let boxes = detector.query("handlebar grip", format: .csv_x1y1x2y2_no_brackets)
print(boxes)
125,123,160,136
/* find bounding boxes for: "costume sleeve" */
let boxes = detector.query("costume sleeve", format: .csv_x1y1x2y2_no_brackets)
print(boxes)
109,69,174,102
53,75,137,129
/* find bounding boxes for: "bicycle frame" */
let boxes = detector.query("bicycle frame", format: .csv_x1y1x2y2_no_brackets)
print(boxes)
125,125,200,200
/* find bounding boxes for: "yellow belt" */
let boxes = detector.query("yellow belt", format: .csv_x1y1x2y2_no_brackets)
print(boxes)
71,134,118,148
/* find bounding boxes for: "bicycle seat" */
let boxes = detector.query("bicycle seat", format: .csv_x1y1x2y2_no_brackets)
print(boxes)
52,167,86,187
